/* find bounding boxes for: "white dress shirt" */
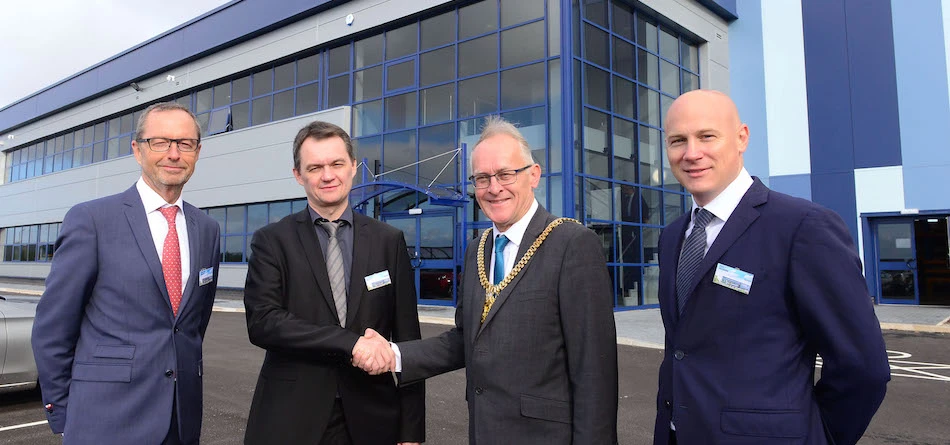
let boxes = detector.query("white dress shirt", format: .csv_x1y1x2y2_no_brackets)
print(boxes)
683,168,754,254
489,199,540,282
136,177,191,289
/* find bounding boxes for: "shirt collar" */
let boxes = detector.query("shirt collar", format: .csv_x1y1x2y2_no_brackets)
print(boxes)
690,168,753,224
493,199,539,248
309,205,353,227
136,177,184,213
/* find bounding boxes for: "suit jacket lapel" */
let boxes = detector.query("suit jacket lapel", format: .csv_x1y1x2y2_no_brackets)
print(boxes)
345,213,370,330
682,179,768,306
476,208,552,336
177,204,202,318
122,186,173,313
294,209,338,324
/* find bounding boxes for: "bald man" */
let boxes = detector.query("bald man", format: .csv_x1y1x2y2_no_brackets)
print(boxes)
653,90,889,445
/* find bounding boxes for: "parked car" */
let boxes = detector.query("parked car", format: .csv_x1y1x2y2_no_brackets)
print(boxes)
0,296,38,393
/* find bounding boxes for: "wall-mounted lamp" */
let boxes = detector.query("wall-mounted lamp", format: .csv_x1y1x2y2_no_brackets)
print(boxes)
130,82,142,92
345,13,354,26
166,75,176,82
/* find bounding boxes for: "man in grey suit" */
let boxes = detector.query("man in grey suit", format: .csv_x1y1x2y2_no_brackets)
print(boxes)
356,116,619,444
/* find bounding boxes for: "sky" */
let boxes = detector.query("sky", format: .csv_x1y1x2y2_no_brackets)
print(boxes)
0,0,231,109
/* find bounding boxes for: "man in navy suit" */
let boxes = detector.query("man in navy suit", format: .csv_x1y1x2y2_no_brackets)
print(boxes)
32,102,220,444
653,90,890,445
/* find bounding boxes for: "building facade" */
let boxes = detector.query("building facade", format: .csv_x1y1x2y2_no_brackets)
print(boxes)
1,0,947,308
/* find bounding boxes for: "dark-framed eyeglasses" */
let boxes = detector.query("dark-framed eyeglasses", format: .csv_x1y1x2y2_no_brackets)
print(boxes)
135,137,200,152
469,164,534,189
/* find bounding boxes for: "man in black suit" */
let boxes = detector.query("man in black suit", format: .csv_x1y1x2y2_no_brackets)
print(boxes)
243,121,424,445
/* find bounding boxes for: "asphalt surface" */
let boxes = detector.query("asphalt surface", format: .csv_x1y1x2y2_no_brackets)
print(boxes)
1,312,948,444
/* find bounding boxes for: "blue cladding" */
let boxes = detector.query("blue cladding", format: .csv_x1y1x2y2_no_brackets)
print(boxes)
769,174,812,201
802,0,854,175
728,0,768,180
845,0,901,169
0,0,336,134
892,0,950,169
811,171,859,242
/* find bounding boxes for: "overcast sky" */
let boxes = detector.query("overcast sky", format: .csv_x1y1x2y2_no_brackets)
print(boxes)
0,0,231,109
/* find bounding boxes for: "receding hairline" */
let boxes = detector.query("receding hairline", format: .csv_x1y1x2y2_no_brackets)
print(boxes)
664,89,741,129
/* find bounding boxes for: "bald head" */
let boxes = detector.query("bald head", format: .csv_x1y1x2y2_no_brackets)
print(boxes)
664,89,749,206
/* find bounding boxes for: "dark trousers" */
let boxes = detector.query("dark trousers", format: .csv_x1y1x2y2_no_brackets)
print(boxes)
669,429,677,445
162,396,181,445
320,399,354,445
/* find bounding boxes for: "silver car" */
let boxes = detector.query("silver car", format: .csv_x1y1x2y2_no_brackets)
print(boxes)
0,296,38,393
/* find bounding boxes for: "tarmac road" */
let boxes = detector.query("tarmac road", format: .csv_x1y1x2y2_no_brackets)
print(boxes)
1,312,947,444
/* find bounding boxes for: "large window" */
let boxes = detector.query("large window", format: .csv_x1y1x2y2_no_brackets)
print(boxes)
204,199,308,263
575,0,700,308
1,223,61,262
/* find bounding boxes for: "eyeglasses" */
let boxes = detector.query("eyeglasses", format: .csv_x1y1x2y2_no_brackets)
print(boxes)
135,137,200,152
469,164,534,189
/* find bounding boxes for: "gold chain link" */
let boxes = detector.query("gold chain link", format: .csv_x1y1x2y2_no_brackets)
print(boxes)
478,217,581,323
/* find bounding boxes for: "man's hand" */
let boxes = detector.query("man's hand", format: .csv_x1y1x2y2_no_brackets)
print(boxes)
352,328,395,375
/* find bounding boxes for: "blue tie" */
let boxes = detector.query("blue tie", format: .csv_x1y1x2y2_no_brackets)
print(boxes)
676,208,714,315
493,235,509,285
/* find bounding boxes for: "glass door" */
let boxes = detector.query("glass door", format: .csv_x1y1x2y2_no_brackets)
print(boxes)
875,219,919,304
382,211,457,306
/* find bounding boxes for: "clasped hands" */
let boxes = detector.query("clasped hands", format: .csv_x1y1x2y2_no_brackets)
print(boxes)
351,328,395,375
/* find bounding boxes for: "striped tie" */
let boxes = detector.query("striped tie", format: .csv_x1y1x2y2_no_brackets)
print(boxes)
319,220,347,327
675,208,714,315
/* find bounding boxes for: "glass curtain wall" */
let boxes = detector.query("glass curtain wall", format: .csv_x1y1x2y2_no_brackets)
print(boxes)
573,0,700,308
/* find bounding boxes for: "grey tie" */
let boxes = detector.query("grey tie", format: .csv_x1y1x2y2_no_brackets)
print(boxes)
675,208,714,315
319,220,347,327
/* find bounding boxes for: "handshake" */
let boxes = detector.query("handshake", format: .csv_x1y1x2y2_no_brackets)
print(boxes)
351,328,396,375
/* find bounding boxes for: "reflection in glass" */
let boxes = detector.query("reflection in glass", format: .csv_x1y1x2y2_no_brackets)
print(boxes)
619,265,642,307
612,1,634,40
353,100,383,137
247,204,268,233
383,130,417,185
385,92,418,131
252,69,273,96
387,60,416,91
328,45,351,76
659,27,679,62
226,206,246,234
268,201,292,223
586,179,613,221
354,67,383,101
613,118,637,183
549,59,562,172
273,90,294,121
225,236,244,262
584,64,609,110
353,136,382,184
665,192,686,222
501,63,545,109
660,60,679,95
501,21,545,67
584,24,609,68
421,11,456,50
459,73,497,118
638,86,660,127
881,270,915,300
681,41,699,72
639,124,662,187
421,215,454,259
355,34,384,68
298,54,320,83
420,269,455,300
421,84,455,125
275,62,295,90
328,76,350,108
500,107,546,168
637,15,658,52
501,0,543,27
584,0,607,26
613,37,635,79
583,108,609,177
613,76,636,119
641,188,662,226
421,46,456,86
419,123,457,185
296,83,320,115
387,23,418,60
459,0,498,39
459,34,498,77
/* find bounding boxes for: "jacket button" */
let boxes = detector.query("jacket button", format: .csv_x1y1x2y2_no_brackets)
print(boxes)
665,400,672,409
165,369,174,377
674,350,685,360
474,387,483,395
174,327,180,333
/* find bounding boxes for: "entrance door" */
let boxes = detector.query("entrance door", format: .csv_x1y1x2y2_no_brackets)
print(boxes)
875,220,919,304
382,212,457,306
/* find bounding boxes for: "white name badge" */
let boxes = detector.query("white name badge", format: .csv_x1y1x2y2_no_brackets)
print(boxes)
199,267,214,286
364,270,392,291
712,263,753,295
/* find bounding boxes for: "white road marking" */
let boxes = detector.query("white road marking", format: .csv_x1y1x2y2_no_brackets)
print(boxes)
0,420,48,433
816,350,950,382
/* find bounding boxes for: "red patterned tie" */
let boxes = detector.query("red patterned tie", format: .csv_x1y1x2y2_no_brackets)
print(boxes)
159,206,182,315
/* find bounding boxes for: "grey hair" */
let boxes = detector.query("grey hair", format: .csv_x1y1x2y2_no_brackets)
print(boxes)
134,102,202,140
469,115,536,172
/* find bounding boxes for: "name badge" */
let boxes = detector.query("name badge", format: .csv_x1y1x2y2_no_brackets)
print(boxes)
712,263,753,294
199,267,214,286
364,270,392,291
